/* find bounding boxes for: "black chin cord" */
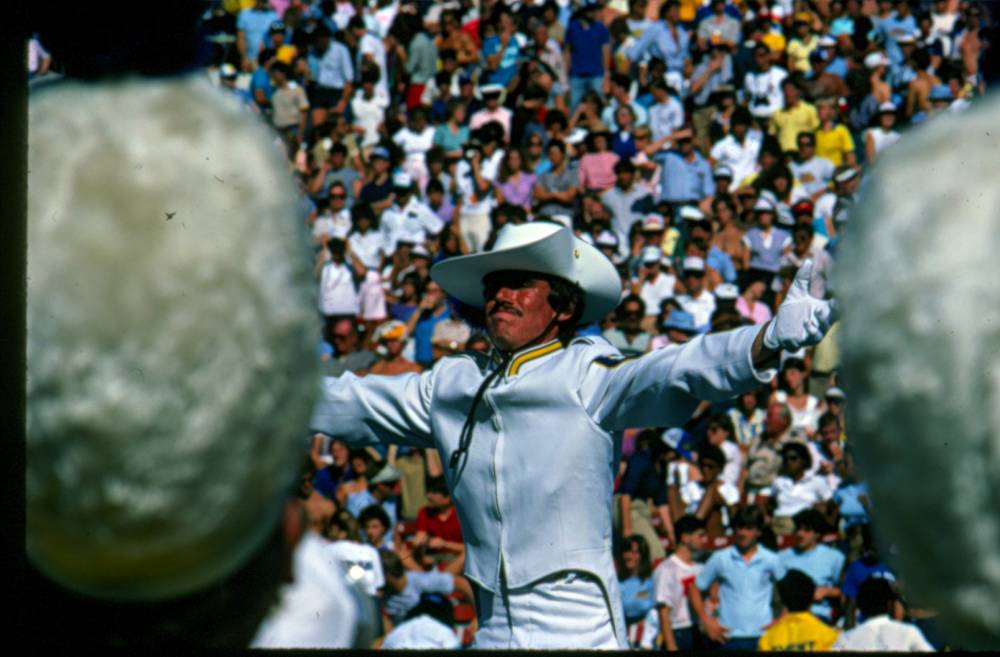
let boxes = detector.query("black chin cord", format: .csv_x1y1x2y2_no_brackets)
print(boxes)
449,316,561,470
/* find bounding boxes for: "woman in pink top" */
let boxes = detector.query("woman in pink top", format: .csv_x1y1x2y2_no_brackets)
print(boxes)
578,126,619,192
735,279,773,325
494,147,537,212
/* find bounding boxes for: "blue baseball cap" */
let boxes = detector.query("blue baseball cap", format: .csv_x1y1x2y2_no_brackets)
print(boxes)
663,310,696,333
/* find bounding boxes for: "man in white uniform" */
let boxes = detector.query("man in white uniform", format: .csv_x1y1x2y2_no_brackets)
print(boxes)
311,223,835,648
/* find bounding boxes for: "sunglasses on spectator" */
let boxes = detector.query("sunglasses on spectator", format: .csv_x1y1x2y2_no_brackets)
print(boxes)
622,309,642,318
331,193,347,199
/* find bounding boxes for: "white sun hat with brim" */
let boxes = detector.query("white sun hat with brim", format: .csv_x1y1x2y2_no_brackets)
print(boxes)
475,82,507,104
430,222,620,325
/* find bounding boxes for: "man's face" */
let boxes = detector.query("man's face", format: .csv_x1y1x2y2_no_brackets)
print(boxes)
819,419,841,445
616,169,634,189
754,48,771,69
699,458,722,483
548,144,564,168
782,449,807,476
733,524,760,551
363,518,386,545
765,404,789,435
483,271,567,351
681,528,708,553
332,320,358,353
795,525,820,550
424,281,445,309
784,83,800,105
684,269,705,295
679,139,694,156
689,224,711,251
383,338,405,357
798,136,815,159
619,300,643,331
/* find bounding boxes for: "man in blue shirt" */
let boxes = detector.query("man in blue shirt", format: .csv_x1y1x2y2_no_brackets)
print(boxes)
778,509,846,623
656,136,715,210
566,0,611,108
627,1,691,73
691,506,786,649
237,0,280,72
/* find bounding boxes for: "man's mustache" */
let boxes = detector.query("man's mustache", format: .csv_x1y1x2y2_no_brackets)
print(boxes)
489,302,521,316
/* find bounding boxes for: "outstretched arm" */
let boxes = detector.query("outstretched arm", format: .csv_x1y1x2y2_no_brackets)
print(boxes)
310,368,436,449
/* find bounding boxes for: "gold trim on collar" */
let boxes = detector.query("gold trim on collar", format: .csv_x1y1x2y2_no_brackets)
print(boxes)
507,340,563,377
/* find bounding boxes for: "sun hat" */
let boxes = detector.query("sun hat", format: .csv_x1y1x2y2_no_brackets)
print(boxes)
373,319,408,342
476,82,506,103
663,310,697,333
430,222,620,325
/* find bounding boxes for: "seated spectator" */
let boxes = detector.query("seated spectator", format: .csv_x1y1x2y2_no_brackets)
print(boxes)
430,318,472,363
770,357,822,437
832,577,934,651
359,504,393,552
653,308,698,349
728,390,766,451
759,568,840,651
778,510,845,623
703,412,743,490
347,463,401,542
617,534,657,646
322,316,378,377
603,294,651,356
310,434,352,499
410,477,465,574
652,515,706,651
315,237,366,323
578,124,620,192
679,443,739,537
770,442,835,536
360,319,422,376
380,551,475,629
833,448,872,559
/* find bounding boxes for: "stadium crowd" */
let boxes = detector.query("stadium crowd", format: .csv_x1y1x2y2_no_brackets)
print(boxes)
30,0,993,650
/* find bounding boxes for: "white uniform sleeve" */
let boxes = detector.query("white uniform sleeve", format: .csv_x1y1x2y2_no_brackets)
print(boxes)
581,325,776,431
310,369,435,449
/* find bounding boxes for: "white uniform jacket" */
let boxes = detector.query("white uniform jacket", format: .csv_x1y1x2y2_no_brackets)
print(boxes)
310,325,775,604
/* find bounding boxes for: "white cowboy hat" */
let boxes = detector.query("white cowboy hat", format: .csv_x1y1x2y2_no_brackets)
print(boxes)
430,222,620,325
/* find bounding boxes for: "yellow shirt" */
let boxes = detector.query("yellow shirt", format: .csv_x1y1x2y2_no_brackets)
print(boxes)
815,124,855,166
770,101,820,153
758,612,840,652
786,36,819,73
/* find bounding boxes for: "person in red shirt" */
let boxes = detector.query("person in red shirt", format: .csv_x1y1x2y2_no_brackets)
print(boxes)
412,477,466,574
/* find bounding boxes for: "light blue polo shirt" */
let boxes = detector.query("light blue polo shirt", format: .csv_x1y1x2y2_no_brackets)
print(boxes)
696,544,786,638
779,544,846,621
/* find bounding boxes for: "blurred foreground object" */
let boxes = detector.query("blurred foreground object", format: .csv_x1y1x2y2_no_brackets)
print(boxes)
837,92,1000,650
24,72,363,646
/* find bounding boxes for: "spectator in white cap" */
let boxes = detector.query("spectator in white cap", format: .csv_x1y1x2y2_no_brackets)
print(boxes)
713,282,740,313
741,196,792,299
470,83,512,141
699,163,735,215
379,170,444,255
681,209,738,286
864,51,893,106
362,319,423,376
592,229,623,265
675,256,717,333
631,243,677,332
864,101,901,163
312,220,835,648
814,163,860,240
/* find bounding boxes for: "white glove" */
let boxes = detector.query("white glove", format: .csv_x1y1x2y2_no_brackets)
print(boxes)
763,260,837,352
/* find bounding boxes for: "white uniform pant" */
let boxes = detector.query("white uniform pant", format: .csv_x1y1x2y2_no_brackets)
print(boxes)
471,570,628,649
